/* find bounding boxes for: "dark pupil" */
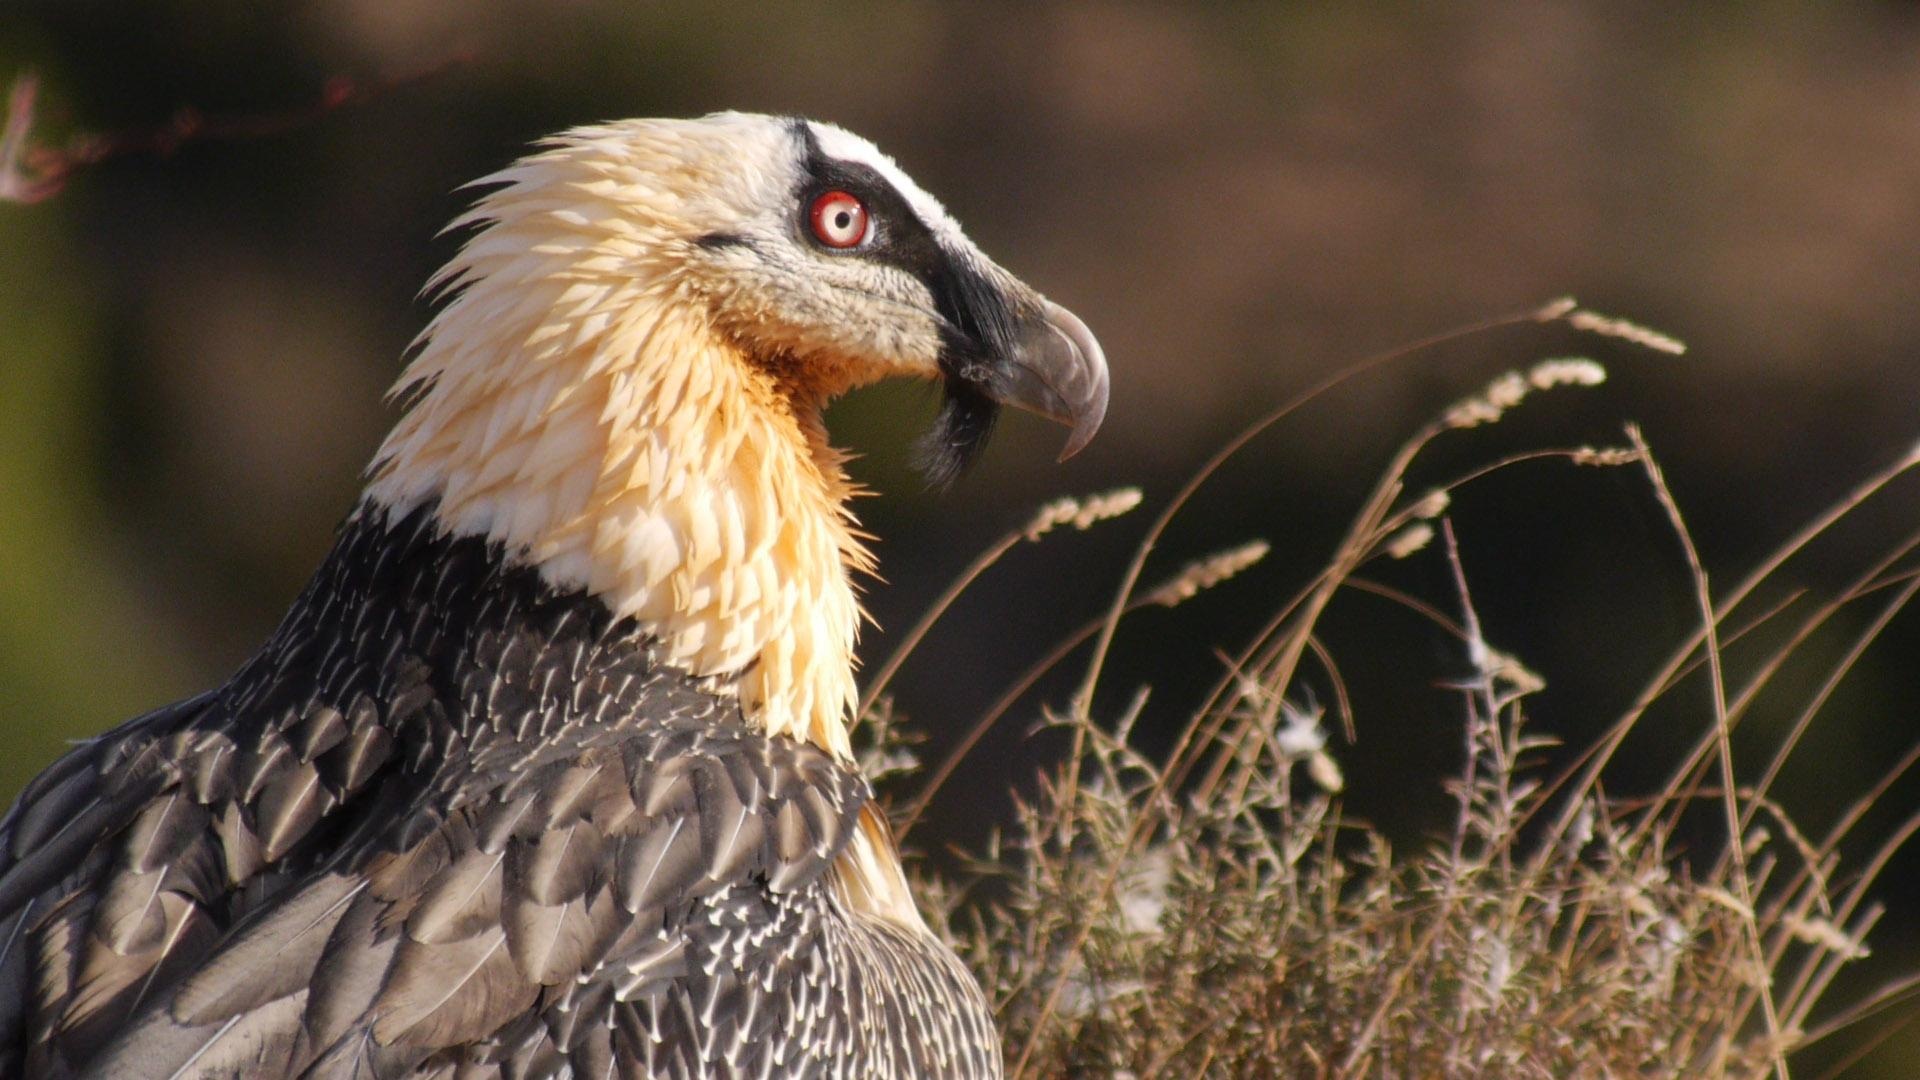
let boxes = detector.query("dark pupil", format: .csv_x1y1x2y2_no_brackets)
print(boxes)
833,209,852,230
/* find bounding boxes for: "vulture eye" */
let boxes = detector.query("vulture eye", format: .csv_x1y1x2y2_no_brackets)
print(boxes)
808,191,870,249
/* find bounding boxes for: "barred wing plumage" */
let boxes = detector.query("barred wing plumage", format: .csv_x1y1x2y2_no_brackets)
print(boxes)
0,505,996,1079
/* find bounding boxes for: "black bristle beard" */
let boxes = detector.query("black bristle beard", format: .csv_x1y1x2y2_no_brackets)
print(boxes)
913,380,999,490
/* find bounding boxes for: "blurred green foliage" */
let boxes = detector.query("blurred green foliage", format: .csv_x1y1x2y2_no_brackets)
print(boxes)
0,199,183,789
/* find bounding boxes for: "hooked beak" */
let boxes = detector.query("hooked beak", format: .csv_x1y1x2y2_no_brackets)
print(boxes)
991,300,1110,461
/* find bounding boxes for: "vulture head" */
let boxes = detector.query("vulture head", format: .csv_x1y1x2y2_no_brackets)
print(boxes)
366,113,1107,759
678,117,1108,482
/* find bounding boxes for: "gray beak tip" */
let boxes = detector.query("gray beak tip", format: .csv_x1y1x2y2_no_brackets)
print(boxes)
1054,376,1108,462
1000,299,1109,462
1043,301,1108,462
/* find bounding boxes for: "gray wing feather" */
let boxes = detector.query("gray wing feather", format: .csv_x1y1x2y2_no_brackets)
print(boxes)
0,508,925,1078
68,717,867,1079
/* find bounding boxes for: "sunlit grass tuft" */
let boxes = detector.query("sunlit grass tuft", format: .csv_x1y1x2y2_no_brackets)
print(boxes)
864,302,1920,1079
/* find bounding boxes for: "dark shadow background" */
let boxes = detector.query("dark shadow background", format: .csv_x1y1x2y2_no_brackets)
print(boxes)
3,3,1919,1074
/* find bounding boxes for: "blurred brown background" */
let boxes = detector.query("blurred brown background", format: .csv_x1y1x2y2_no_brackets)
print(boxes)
4,3,1920,1073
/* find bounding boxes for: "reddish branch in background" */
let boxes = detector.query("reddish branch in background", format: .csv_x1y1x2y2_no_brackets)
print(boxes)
0,58,467,204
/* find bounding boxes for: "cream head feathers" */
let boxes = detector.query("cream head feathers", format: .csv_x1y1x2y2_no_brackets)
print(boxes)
366,112,1108,762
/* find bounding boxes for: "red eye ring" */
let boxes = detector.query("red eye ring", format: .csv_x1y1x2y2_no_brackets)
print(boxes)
808,190,870,249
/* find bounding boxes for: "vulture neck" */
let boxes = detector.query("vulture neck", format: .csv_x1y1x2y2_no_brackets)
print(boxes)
364,267,871,765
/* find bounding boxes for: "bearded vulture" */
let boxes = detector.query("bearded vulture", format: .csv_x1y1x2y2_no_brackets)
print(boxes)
0,113,1107,1079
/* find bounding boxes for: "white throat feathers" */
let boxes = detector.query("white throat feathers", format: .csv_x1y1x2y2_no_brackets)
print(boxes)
366,122,872,764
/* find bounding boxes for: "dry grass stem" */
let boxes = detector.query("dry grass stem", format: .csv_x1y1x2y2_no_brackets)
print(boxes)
1629,424,1789,1079
858,487,1143,721
860,312,1915,1077
892,537,1270,842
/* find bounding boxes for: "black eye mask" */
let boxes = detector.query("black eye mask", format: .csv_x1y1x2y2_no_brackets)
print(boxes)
790,119,1020,486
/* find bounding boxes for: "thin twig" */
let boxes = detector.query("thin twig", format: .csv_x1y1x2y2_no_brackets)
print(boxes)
1,57,468,204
